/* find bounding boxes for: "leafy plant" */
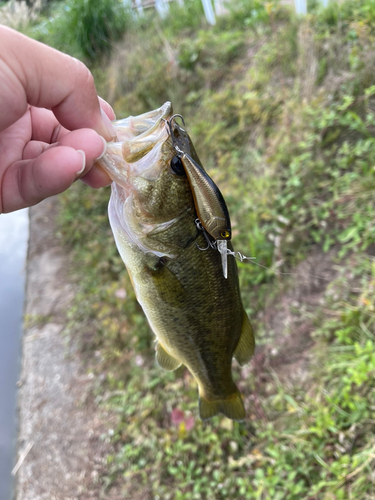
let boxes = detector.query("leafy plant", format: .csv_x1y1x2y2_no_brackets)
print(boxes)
25,0,131,61
66,0,130,60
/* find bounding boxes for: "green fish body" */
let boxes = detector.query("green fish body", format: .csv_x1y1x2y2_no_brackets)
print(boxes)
98,102,255,420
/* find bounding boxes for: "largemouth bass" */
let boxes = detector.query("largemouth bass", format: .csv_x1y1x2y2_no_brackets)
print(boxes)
98,102,255,420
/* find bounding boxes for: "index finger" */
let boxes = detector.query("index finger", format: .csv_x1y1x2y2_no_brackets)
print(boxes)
0,26,116,140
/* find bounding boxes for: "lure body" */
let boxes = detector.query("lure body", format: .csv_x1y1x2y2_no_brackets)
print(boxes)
98,102,255,420
177,150,231,241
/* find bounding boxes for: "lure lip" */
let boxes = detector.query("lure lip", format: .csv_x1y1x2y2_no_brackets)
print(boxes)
217,239,228,279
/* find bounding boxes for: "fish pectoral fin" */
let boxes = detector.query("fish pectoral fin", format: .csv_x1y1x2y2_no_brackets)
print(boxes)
234,310,255,367
199,391,246,421
155,342,181,371
146,260,187,307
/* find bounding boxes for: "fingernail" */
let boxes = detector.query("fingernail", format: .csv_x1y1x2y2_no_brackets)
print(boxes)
94,136,107,161
99,97,117,120
101,108,117,140
75,150,86,177
108,104,117,121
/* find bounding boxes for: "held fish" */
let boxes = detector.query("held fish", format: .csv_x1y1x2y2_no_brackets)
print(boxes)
98,102,255,420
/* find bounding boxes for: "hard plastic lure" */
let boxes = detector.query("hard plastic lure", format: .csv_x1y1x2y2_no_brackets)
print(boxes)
166,116,232,278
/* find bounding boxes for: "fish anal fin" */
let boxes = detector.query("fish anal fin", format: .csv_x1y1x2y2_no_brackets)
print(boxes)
199,391,246,421
155,342,181,371
234,310,255,367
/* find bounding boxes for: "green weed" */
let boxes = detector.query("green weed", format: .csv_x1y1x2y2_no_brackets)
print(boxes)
24,0,131,61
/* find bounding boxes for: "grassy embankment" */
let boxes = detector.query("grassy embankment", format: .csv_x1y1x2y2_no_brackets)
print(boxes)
25,0,375,498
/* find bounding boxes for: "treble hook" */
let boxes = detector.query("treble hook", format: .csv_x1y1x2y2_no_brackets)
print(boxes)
195,219,216,251
163,119,175,144
169,114,185,128
163,114,186,151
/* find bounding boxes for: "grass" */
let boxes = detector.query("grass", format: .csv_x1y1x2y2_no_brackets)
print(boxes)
25,0,375,497
23,0,132,62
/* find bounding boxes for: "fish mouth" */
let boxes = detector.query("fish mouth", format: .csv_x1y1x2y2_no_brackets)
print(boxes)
98,102,174,185
100,102,186,258
114,101,173,142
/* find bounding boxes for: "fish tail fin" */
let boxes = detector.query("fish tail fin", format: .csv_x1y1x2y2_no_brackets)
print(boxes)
199,390,246,421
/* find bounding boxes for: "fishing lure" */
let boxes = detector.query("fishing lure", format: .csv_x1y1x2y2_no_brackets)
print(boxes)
166,116,232,278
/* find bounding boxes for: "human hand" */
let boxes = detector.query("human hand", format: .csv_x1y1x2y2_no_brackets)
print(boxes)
0,25,116,213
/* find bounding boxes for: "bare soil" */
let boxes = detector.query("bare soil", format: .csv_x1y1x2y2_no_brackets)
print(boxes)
243,247,339,421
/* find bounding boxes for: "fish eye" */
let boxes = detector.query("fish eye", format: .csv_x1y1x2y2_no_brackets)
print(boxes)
221,231,230,239
170,156,186,176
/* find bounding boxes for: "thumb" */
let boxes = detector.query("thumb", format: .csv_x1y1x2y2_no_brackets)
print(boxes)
0,26,116,140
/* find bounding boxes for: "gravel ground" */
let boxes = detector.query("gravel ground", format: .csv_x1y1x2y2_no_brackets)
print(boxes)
14,197,115,500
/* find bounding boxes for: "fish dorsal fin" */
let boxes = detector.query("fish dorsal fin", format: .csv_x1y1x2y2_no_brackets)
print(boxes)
234,311,255,366
156,342,181,371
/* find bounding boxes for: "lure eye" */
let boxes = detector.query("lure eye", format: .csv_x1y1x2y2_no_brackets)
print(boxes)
221,231,231,239
170,156,186,176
